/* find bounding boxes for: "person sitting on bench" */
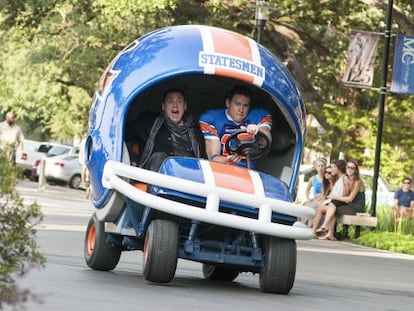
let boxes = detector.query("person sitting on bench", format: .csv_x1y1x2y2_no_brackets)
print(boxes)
314,159,365,241
393,178,414,220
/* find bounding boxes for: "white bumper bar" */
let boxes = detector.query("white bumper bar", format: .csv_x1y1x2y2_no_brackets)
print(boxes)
102,160,315,240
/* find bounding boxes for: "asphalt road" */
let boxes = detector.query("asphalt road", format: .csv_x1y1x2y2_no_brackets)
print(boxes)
7,181,414,311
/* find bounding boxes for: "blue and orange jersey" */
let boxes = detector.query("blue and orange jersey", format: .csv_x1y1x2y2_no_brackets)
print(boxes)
199,108,272,159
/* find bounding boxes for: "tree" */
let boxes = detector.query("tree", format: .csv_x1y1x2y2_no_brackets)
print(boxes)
0,0,413,186
0,151,45,309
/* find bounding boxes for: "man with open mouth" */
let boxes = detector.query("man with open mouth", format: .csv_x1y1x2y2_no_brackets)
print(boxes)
125,87,206,171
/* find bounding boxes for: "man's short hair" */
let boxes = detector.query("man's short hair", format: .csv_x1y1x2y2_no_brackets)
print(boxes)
162,88,186,102
226,84,253,101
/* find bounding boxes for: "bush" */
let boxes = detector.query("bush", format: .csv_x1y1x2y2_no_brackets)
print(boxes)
354,206,414,255
357,231,414,255
376,206,414,235
0,150,45,309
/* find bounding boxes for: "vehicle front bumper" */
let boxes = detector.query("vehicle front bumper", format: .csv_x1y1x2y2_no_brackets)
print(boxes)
102,160,315,240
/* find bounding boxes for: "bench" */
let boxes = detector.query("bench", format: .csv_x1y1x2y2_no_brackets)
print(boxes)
336,213,377,238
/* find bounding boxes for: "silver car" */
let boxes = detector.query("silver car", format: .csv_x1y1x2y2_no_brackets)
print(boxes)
43,153,82,189
16,139,43,178
30,143,79,181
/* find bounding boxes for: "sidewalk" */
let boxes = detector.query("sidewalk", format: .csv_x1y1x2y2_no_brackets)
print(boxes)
298,238,414,261
17,179,88,200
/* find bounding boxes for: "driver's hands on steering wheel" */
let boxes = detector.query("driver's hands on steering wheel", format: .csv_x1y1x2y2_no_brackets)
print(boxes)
241,124,260,135
224,127,271,164
225,154,241,165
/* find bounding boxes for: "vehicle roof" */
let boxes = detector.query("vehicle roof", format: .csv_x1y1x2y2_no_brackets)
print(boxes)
47,145,79,154
47,153,78,159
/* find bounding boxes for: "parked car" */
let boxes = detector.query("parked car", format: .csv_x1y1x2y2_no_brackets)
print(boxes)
43,153,82,189
30,143,79,181
359,169,395,208
36,142,57,154
47,145,79,157
296,164,394,208
16,139,44,178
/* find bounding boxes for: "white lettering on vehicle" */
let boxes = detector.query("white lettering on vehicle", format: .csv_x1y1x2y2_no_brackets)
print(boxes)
199,52,265,80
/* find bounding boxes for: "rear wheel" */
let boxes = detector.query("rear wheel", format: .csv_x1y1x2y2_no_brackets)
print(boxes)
143,219,179,283
259,237,296,294
202,264,239,282
84,213,121,270
69,174,82,189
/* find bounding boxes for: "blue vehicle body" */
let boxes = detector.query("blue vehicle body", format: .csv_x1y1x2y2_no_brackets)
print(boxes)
83,25,314,294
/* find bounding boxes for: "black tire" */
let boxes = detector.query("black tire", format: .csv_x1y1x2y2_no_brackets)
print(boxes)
84,213,121,271
259,237,297,294
143,219,179,283
69,174,82,189
202,264,239,282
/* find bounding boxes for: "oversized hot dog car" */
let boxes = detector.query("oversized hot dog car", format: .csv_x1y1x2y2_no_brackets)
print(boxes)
83,25,314,294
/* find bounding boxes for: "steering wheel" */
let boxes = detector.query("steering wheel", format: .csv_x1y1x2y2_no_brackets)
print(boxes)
224,129,271,163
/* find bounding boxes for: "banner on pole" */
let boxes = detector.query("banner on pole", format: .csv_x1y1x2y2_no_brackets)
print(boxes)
342,31,380,88
391,34,414,94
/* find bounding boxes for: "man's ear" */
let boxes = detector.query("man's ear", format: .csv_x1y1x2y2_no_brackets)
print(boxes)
161,102,165,111
225,99,230,109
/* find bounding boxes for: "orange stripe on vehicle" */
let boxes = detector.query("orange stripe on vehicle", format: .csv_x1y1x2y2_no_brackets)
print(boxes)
211,28,255,83
209,162,255,194
215,68,255,84
211,28,252,61
133,182,147,192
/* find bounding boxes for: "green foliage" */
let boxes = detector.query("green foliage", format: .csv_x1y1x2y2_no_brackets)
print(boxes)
0,0,414,185
0,150,45,309
375,206,396,232
321,102,371,161
377,206,414,236
353,207,414,255
357,231,414,255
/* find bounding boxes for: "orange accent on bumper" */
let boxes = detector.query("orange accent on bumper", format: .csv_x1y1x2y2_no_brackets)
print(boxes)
209,161,254,194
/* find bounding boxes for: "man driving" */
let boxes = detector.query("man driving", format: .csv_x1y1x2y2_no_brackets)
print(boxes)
199,84,272,167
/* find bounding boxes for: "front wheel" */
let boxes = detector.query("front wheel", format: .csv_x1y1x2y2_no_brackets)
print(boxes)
259,237,296,294
84,213,121,271
202,264,239,282
143,219,179,283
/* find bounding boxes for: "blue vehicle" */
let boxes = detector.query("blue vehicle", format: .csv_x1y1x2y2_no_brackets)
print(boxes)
83,25,314,294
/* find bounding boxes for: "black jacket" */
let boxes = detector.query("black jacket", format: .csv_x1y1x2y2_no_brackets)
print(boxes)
125,111,206,164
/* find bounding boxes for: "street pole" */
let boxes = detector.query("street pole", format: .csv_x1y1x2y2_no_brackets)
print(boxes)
370,0,394,217
255,0,269,43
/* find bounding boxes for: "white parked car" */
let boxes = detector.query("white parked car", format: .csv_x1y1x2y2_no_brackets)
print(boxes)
16,139,44,178
360,169,395,208
43,153,82,189
296,165,394,209
30,143,79,181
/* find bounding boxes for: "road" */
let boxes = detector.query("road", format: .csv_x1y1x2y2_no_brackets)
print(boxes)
7,181,414,311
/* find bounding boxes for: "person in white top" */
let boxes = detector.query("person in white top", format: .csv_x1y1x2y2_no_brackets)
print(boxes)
312,159,347,240
0,111,25,164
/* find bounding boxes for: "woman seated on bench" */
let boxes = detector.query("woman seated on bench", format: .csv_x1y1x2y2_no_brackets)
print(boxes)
313,159,365,241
